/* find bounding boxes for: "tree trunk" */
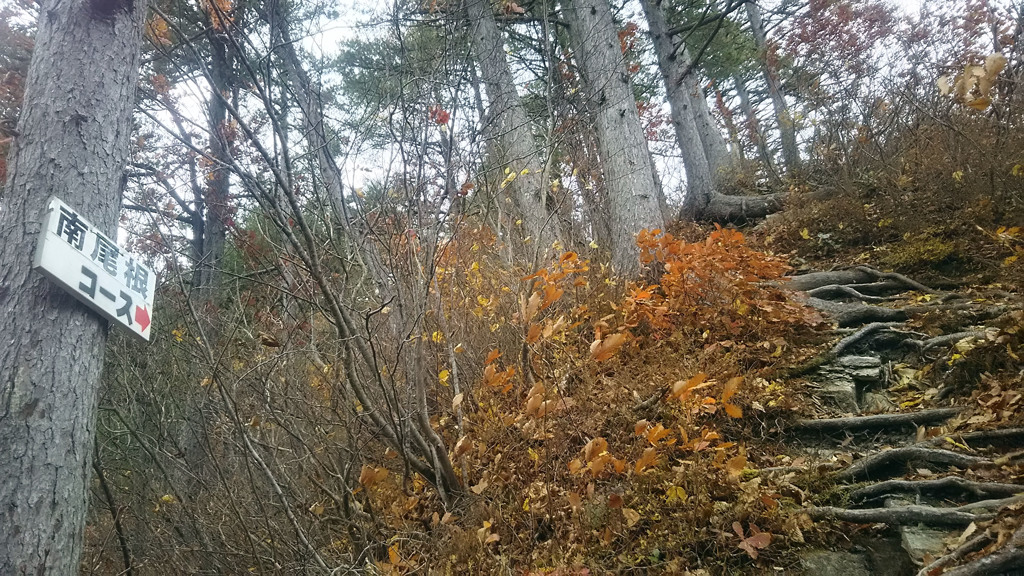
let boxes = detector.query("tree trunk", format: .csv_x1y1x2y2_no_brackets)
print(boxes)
0,0,147,572
466,0,558,260
689,68,734,177
640,0,716,220
565,0,664,274
193,27,232,297
745,0,799,173
734,74,771,167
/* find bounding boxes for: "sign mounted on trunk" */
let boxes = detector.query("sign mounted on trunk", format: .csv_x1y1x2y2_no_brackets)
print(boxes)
33,197,156,341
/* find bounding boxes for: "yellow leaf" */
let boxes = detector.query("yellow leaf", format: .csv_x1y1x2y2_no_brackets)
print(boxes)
454,435,473,456
358,465,388,487
665,485,687,503
309,501,325,516
633,419,650,436
439,369,450,384
160,494,175,503
471,478,489,494
388,543,401,565
671,373,708,401
431,331,445,343
966,96,992,111
800,228,810,240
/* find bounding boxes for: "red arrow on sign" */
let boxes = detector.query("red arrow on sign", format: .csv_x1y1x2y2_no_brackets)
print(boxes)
135,305,151,332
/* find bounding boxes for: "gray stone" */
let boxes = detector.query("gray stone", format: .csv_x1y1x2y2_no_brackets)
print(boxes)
901,525,953,566
838,355,882,369
800,550,872,576
818,377,860,414
837,355,883,383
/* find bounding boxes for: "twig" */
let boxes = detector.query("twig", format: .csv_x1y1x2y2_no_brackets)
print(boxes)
92,443,134,576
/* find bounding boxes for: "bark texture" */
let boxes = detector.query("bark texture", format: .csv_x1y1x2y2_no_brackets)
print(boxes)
0,0,148,573
466,0,558,258
566,0,664,274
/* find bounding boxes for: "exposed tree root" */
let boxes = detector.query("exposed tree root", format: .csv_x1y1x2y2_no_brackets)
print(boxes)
806,502,989,527
916,533,992,576
831,321,904,356
806,297,910,327
787,266,939,294
794,409,962,435
807,284,896,303
903,331,984,355
923,428,1024,449
940,525,1024,576
850,476,1024,503
836,446,989,483
809,495,1024,529
701,191,786,223
850,265,939,295
787,269,880,292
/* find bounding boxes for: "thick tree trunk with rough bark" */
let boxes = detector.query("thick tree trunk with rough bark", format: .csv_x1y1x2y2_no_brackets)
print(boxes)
566,0,664,274
466,0,558,259
0,0,147,573
746,0,799,173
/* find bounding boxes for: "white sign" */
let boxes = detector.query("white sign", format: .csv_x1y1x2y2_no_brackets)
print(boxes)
33,196,156,341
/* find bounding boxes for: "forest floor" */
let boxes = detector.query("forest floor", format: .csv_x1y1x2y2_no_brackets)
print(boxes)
413,205,1024,576
716,191,1024,576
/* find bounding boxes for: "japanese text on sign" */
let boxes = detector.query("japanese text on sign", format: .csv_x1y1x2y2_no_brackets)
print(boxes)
33,197,156,341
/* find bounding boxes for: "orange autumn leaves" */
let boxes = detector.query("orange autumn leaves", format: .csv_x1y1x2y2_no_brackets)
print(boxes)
670,373,744,418
567,374,746,478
